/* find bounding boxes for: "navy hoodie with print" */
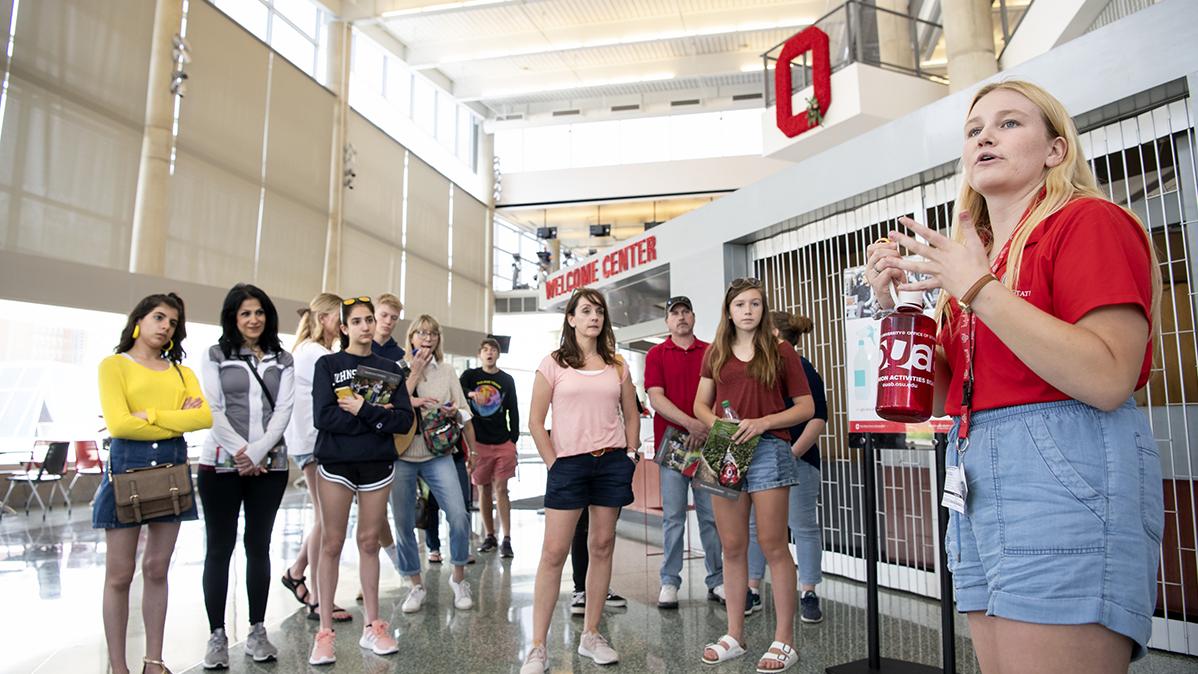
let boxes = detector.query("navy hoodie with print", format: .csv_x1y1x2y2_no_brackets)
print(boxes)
312,351,414,464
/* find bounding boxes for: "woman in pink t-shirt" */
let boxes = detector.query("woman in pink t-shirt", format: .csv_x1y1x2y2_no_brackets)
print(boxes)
520,288,641,673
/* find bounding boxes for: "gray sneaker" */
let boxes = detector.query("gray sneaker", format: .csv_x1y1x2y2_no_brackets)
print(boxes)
202,628,229,670
246,623,278,662
578,630,619,665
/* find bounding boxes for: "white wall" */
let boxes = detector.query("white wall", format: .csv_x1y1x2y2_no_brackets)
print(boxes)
999,0,1111,69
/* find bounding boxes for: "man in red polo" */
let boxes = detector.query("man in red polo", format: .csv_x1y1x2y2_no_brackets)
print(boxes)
645,296,725,609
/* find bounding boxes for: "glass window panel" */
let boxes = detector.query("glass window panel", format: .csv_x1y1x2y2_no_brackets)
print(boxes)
213,0,269,41
437,91,456,147
273,0,319,39
271,17,317,76
412,75,436,136
618,116,669,165
493,129,524,174
457,108,474,163
668,111,718,161
353,32,386,94
385,59,411,116
494,222,519,252
523,126,571,172
569,120,620,168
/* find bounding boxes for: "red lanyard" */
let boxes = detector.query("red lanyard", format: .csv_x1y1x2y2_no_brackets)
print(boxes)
957,238,1014,448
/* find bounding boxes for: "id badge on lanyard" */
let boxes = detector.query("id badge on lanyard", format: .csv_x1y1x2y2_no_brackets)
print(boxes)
940,309,975,515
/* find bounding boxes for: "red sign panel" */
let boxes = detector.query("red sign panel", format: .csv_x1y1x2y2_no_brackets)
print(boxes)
544,235,658,301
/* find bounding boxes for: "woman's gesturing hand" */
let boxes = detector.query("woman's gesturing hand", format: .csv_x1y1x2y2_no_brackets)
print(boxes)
864,238,906,310
883,213,991,300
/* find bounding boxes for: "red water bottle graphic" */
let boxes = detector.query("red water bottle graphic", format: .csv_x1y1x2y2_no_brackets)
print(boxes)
875,290,936,422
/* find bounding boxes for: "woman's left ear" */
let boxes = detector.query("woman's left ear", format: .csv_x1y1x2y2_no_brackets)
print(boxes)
1045,136,1067,169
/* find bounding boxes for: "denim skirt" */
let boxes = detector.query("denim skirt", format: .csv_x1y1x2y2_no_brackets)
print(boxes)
945,398,1163,660
92,436,198,529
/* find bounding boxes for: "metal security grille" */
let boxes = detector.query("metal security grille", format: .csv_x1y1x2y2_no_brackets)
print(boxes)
749,84,1198,656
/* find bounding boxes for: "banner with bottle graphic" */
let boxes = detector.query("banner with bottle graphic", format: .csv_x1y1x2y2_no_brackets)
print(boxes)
843,264,952,434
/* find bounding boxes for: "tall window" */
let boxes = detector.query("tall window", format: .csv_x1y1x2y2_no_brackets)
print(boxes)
212,0,327,81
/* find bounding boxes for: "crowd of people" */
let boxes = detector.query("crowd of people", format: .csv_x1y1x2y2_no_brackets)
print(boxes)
91,80,1163,674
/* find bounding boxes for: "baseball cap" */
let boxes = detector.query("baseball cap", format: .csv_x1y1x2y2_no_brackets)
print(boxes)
666,296,692,312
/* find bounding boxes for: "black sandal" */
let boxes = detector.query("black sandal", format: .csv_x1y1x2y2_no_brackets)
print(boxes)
307,602,353,622
281,570,310,606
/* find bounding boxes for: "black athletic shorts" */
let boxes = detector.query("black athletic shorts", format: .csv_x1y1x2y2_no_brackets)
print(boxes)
317,460,394,492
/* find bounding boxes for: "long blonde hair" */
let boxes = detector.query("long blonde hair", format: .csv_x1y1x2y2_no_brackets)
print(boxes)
935,80,1162,340
406,314,445,362
293,292,342,351
705,279,785,389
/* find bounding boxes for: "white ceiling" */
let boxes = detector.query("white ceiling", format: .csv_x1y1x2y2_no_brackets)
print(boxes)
340,0,830,117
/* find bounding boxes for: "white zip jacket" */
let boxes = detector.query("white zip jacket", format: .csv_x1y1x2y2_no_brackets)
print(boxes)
284,340,330,457
200,344,295,466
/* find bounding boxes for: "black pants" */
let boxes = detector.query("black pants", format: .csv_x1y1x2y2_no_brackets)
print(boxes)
424,451,471,551
197,469,288,631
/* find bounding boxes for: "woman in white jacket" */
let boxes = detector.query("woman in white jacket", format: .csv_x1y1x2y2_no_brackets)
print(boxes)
197,284,294,667
279,293,354,624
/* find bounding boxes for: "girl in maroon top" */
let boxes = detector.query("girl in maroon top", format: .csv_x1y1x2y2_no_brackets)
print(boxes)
867,81,1162,672
694,277,813,672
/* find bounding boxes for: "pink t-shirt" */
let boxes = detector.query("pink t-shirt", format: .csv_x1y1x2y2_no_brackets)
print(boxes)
536,354,629,458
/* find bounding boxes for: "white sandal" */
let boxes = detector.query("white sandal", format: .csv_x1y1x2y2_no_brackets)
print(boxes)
755,641,798,673
701,634,746,664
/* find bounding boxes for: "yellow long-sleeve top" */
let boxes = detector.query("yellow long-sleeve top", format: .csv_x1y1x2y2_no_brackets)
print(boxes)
99,354,213,441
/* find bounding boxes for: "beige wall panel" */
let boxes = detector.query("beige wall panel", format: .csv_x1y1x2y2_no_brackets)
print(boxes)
339,224,394,298
0,75,138,270
8,0,154,126
257,190,326,304
176,0,268,183
344,112,405,246
402,253,450,323
404,156,449,265
451,190,487,285
166,150,259,289
449,277,486,333
265,56,334,212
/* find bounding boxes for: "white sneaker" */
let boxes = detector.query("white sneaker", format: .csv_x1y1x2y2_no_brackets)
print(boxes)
707,584,727,603
401,585,426,613
520,644,549,674
449,575,473,610
578,630,619,665
657,584,679,609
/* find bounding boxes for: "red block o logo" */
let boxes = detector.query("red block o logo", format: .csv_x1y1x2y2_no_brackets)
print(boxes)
775,26,832,138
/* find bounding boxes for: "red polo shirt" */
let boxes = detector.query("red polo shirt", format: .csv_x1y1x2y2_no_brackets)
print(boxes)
644,336,709,446
939,197,1154,415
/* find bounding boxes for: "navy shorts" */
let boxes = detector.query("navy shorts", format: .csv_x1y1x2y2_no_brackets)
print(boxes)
544,449,635,510
92,436,197,529
318,460,394,493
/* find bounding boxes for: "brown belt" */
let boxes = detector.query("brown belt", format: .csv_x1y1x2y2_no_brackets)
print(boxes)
590,447,623,457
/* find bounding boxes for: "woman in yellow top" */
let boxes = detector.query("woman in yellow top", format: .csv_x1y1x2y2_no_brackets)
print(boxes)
94,293,212,674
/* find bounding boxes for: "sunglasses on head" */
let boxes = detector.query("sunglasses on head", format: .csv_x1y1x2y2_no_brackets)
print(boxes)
343,296,371,306
731,277,762,288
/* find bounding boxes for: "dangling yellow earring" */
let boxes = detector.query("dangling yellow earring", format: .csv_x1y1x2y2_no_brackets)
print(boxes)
164,339,174,353
132,324,140,340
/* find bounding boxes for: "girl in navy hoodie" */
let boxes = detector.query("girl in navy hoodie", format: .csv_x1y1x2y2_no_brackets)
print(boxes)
307,297,414,666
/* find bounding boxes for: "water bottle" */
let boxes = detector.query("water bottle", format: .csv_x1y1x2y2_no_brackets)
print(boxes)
875,290,937,422
721,400,739,421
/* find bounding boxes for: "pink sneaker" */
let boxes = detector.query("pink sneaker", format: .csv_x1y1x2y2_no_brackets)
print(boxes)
308,628,336,665
359,620,399,655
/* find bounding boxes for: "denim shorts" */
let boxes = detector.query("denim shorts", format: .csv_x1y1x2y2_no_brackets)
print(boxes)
544,449,634,510
744,434,800,493
945,398,1163,660
291,452,316,469
92,436,197,529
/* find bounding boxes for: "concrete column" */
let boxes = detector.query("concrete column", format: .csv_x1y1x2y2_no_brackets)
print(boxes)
128,0,183,275
322,20,351,293
943,0,998,92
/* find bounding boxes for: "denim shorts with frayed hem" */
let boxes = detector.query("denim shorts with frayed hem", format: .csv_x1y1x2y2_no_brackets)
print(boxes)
945,397,1163,661
92,436,197,529
744,435,800,493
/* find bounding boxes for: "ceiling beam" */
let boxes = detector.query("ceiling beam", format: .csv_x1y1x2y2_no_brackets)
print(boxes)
398,4,819,69
337,0,526,22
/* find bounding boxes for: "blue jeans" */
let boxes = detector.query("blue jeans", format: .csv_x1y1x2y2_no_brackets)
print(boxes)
659,466,723,590
389,455,471,575
424,452,471,551
748,459,823,587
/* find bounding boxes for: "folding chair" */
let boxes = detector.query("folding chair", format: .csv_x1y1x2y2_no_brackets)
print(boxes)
65,440,105,509
0,441,71,520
